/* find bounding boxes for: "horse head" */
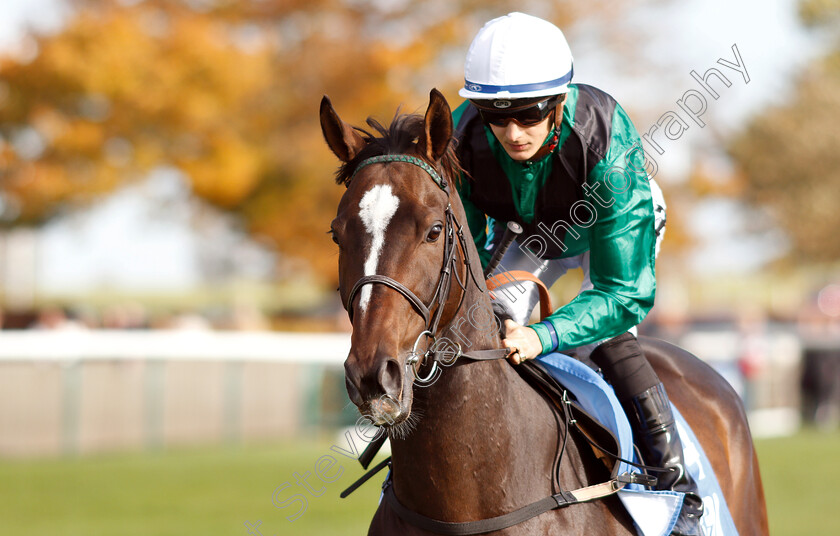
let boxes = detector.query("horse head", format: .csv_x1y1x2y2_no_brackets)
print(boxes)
321,89,467,430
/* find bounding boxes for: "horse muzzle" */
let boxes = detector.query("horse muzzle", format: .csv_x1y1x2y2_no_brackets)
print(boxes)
344,353,414,426
364,393,405,426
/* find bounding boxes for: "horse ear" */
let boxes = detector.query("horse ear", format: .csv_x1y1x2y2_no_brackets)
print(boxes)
320,96,365,162
420,88,453,162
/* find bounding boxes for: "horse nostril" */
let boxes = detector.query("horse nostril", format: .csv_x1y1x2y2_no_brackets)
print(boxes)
378,358,403,395
345,375,363,406
345,354,403,405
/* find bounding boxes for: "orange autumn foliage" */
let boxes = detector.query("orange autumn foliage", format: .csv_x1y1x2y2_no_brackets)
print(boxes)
1,0,627,282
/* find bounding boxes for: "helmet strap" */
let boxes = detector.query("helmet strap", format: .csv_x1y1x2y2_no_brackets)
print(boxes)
525,106,563,163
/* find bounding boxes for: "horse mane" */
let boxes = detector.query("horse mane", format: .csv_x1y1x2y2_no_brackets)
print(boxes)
334,112,462,188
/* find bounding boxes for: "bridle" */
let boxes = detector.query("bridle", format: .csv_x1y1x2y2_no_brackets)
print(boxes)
341,153,486,381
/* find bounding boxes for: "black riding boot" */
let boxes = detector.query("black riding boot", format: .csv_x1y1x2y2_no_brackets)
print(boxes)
590,333,704,536
628,383,705,535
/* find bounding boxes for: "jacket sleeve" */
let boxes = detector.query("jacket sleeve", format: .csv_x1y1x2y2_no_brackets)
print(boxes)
530,103,657,352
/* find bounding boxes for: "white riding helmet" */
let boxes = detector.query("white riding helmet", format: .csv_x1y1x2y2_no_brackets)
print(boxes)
459,12,574,100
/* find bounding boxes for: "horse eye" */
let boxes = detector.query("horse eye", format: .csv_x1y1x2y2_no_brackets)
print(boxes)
426,223,443,242
327,229,339,244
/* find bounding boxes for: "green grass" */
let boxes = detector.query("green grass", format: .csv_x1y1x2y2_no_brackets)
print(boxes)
0,430,837,535
755,428,840,535
0,439,382,536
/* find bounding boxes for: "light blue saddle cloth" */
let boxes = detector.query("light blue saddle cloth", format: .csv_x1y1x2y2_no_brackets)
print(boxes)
536,352,739,536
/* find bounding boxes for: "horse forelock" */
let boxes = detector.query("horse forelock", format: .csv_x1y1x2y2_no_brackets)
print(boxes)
333,112,462,189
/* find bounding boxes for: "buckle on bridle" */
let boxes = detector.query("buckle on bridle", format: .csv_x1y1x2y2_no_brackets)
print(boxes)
438,341,462,366
562,390,577,425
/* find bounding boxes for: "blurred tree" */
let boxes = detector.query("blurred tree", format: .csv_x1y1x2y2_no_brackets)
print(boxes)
728,0,840,263
0,0,633,283
799,0,840,26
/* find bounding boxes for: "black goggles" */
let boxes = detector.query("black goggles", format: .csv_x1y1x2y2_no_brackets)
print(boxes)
475,95,563,127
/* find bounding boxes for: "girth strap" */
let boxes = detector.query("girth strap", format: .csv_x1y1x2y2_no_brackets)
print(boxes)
381,475,629,535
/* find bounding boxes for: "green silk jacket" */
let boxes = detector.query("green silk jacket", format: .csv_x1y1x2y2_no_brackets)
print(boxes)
453,84,657,353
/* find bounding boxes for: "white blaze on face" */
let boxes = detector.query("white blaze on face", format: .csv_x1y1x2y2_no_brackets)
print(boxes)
358,184,399,313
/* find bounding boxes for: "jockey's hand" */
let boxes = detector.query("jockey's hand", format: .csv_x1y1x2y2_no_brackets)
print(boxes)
502,319,543,365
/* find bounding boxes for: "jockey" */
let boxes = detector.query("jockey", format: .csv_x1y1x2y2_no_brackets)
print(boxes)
453,13,703,535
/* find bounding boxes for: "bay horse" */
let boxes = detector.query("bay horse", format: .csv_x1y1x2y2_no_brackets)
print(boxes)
320,89,768,535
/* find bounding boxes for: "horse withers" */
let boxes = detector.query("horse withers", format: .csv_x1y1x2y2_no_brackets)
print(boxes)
320,89,768,535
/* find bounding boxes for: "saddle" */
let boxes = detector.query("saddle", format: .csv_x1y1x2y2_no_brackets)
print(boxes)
515,359,631,478
486,271,619,470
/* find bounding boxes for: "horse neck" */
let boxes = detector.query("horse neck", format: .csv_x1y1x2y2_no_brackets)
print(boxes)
388,277,584,518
